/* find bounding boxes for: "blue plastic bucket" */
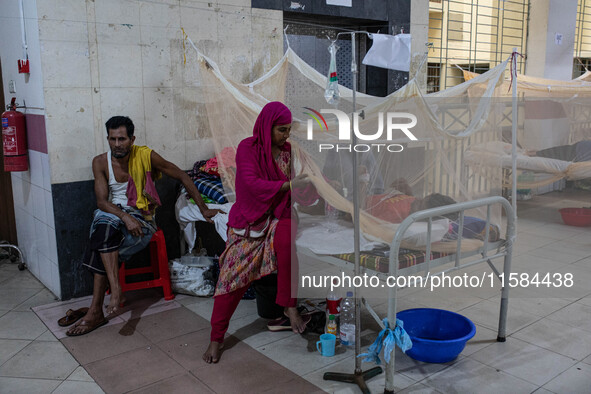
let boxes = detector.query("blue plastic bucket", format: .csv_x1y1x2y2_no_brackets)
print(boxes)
397,308,476,363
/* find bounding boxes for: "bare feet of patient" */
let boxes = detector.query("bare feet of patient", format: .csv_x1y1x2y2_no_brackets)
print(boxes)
203,341,224,363
285,307,307,334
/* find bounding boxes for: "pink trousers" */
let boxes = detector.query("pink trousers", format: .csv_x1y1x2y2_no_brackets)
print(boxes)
210,218,297,343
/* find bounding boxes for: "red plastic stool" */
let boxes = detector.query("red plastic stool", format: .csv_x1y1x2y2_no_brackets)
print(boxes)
118,229,175,301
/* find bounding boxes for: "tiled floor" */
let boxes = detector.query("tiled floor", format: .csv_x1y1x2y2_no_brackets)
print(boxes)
1,189,590,393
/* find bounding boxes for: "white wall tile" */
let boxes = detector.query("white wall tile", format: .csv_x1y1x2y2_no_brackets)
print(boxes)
40,40,91,88
50,262,61,299
94,0,140,26
34,218,50,260
13,206,37,277
96,22,141,45
37,0,88,22
11,176,25,210
140,28,177,88
217,0,250,6
32,184,47,224
47,226,58,265
17,209,37,265
37,253,52,291
44,88,95,184
97,44,143,88
38,19,88,42
215,4,253,83
29,150,44,189
99,88,146,146
13,206,25,247
27,254,40,279
41,153,51,191
21,179,34,216
45,189,55,229
183,138,215,171
10,169,21,180
177,12,217,45
143,88,184,166
139,2,180,28
20,165,31,183
44,88,94,132
48,136,95,185
28,257,40,279
251,9,283,78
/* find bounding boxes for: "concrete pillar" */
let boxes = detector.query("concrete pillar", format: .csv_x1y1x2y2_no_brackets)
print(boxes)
526,0,578,80
410,0,429,92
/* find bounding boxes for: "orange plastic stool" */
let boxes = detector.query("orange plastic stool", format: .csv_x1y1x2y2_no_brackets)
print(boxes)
118,229,175,301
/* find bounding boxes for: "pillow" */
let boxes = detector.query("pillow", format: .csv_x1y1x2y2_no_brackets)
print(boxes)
194,178,227,204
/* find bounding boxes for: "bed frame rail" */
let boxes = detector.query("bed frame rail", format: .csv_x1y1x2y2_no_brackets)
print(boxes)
380,196,516,393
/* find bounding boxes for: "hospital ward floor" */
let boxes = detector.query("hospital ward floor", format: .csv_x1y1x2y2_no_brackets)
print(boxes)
1,190,591,393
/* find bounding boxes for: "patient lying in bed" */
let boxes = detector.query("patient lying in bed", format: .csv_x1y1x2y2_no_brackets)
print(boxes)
529,140,591,162
365,179,458,223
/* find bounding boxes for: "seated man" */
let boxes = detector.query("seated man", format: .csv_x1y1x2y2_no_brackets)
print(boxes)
66,116,219,336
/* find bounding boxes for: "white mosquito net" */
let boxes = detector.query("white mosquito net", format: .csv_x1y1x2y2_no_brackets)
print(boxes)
461,67,591,190
185,35,518,253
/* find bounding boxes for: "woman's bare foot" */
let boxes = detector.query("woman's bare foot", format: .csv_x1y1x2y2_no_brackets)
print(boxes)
203,341,224,363
284,307,307,334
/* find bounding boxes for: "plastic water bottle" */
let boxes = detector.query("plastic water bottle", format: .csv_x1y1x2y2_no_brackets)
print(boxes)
339,291,355,347
325,202,339,220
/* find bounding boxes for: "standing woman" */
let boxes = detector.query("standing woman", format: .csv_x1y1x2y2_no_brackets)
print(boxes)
203,102,309,364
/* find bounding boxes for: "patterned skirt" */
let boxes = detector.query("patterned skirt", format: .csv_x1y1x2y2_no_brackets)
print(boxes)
214,218,280,296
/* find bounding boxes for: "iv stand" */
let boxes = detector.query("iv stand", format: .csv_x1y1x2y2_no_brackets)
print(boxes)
322,31,382,394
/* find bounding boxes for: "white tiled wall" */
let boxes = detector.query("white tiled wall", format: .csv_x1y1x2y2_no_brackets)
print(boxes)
10,150,60,299
34,0,283,184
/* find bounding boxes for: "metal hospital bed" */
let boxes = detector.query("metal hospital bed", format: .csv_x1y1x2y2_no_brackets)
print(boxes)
297,196,516,393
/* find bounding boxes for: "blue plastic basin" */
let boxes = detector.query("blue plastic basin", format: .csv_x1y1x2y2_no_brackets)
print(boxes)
397,308,476,363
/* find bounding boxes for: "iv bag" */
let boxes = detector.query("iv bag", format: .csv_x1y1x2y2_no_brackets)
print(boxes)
324,43,341,105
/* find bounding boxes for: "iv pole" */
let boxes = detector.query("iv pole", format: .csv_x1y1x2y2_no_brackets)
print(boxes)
322,30,382,394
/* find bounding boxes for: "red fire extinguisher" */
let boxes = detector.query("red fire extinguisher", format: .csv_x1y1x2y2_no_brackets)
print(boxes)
2,98,28,172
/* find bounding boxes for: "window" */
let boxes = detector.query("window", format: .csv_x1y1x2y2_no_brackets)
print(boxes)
427,62,442,93
574,0,591,77
428,0,529,89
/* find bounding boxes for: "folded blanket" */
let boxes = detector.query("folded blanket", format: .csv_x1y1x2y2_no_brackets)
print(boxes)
194,177,227,204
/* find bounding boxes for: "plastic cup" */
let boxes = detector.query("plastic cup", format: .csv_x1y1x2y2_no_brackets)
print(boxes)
316,333,336,357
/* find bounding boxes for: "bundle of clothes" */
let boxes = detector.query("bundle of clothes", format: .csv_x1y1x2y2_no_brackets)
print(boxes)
186,157,229,205
183,157,258,299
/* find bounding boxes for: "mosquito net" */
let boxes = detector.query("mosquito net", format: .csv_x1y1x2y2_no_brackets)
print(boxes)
182,34,519,257
460,67,591,190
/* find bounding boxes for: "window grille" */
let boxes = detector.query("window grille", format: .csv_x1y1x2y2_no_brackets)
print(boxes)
428,0,529,91
574,0,591,77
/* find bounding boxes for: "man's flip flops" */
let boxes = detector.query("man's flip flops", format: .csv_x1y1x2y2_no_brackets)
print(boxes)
57,307,89,327
65,318,108,337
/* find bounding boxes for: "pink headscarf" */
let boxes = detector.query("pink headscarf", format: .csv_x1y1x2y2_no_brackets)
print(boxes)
228,102,292,229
